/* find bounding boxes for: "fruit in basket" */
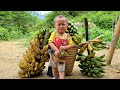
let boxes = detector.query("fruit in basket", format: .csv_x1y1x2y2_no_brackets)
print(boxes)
66,21,82,45
65,46,78,76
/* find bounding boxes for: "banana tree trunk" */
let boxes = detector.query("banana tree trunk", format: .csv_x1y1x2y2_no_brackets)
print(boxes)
107,19,120,65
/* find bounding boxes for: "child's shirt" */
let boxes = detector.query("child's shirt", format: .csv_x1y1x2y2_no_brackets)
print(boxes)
48,31,74,47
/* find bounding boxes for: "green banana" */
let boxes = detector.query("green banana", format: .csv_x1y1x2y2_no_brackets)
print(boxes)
91,43,101,50
74,34,81,43
93,43,103,48
72,36,80,45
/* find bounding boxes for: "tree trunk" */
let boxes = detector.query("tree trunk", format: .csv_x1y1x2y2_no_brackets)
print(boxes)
107,19,120,65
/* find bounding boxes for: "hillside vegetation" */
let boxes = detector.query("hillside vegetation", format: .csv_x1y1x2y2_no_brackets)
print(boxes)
0,11,120,47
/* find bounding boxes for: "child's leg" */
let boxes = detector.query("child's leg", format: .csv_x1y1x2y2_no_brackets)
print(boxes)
58,62,65,79
59,71,65,79
52,67,58,78
49,55,58,78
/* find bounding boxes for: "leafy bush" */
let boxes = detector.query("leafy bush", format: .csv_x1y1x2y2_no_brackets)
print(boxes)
0,27,9,40
77,26,113,42
23,30,40,47
73,11,120,29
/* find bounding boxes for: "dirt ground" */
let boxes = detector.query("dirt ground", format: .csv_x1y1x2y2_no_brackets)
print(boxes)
0,39,120,79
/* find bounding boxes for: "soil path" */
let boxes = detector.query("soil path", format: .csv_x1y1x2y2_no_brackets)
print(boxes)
0,40,120,79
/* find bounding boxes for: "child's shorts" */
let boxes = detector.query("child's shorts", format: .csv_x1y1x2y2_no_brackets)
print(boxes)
49,59,65,72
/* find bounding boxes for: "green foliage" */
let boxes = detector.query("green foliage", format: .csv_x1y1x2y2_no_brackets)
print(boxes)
0,11,120,48
77,26,113,43
44,11,84,28
0,11,44,41
23,30,40,47
0,27,9,40
0,26,26,41
89,28,112,42
44,11,68,28
117,39,120,48
73,11,120,29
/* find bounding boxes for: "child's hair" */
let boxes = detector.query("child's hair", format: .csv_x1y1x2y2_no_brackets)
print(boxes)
54,15,68,24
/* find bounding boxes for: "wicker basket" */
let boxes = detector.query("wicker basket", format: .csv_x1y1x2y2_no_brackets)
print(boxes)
65,46,78,76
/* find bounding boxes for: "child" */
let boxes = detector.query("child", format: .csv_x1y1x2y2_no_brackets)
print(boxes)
48,15,74,79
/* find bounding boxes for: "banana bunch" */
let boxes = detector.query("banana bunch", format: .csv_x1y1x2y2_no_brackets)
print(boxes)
89,35,107,51
53,50,69,63
71,33,82,45
78,35,107,55
66,21,82,45
18,28,51,78
66,21,78,36
77,53,106,78
76,34,107,78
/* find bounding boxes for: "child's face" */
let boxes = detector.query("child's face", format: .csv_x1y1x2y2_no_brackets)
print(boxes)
54,17,68,34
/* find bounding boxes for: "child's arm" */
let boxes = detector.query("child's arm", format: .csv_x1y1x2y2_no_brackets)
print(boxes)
48,42,60,56
59,35,74,50
48,42,59,52
48,32,59,51
60,45,73,50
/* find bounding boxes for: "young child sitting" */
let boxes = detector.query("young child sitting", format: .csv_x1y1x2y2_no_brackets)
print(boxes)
48,15,74,79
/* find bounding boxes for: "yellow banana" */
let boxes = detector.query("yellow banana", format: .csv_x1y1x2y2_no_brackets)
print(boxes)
30,71,35,75
31,38,36,46
72,36,80,45
44,51,49,57
43,45,48,52
31,57,36,63
41,55,44,60
36,54,41,59
19,70,25,75
29,67,34,71
35,62,39,67
40,66,45,70
40,39,43,44
88,43,93,51
74,34,81,43
35,36,40,45
78,33,82,42
36,47,41,54
29,46,35,55
26,51,32,62
30,63,35,68
34,66,38,71
79,43,88,54
41,49,45,55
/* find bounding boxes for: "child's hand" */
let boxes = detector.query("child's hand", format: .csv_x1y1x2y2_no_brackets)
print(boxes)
59,46,67,51
54,50,60,57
